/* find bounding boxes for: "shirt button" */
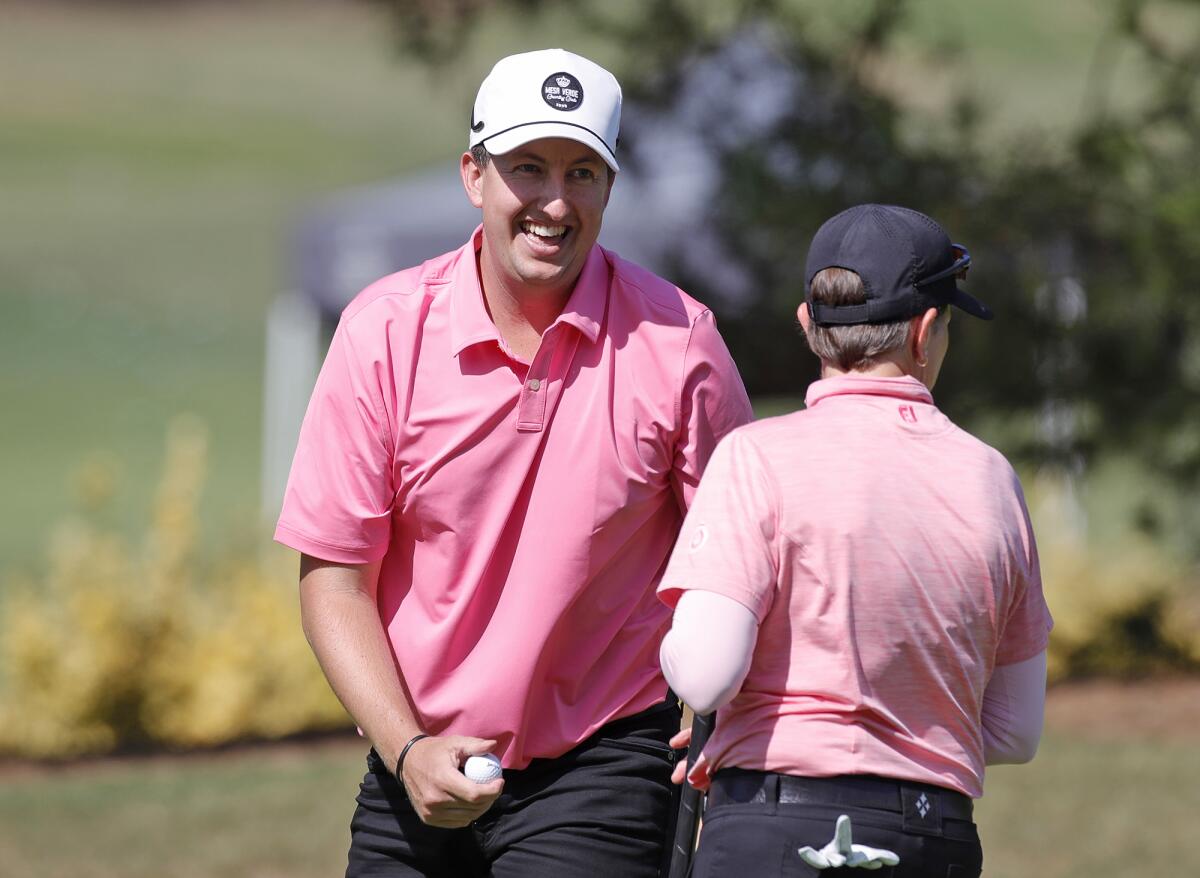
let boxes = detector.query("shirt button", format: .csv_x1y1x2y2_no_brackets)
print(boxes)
528,378,541,391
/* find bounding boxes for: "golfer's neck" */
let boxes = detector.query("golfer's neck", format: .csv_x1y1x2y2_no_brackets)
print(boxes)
820,360,909,381
477,258,573,361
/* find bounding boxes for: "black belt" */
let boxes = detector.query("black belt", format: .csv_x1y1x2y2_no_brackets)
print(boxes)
709,769,973,823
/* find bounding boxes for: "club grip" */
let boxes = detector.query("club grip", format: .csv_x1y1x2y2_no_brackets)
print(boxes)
665,712,715,878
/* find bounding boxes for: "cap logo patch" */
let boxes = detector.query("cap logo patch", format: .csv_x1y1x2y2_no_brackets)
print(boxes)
542,72,583,111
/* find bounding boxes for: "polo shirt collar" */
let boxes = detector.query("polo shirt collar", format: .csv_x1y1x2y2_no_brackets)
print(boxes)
449,227,608,357
449,227,502,357
805,374,934,408
551,245,607,344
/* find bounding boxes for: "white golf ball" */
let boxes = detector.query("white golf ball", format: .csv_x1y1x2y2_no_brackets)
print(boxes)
463,753,503,783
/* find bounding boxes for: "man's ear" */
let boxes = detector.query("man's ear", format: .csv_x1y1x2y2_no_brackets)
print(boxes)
797,301,812,332
460,152,484,209
912,307,939,366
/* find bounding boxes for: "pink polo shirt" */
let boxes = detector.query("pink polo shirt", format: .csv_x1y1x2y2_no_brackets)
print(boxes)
276,228,752,768
658,375,1052,797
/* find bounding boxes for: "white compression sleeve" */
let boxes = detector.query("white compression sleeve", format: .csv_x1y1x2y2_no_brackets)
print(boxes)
981,651,1048,765
660,590,759,716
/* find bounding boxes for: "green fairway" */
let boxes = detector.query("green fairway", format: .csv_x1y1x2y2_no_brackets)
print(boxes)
1,681,1196,877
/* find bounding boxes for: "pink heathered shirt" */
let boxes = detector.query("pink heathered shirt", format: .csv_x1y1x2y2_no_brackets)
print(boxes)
658,375,1052,797
276,228,752,768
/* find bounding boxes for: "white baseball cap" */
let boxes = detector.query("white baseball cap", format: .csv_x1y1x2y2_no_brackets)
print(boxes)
469,48,622,172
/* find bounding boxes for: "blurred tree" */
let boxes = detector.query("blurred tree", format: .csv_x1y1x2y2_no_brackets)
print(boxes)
379,0,1200,487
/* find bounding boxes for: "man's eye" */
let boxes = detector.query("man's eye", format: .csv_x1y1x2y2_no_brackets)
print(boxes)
513,163,541,174
570,168,597,181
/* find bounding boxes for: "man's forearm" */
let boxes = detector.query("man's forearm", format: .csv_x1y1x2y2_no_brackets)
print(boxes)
299,556,423,772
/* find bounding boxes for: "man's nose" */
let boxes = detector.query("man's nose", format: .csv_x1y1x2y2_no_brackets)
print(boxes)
538,174,571,220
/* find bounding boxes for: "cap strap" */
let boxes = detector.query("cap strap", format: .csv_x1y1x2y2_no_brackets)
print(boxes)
808,300,872,326
808,297,932,326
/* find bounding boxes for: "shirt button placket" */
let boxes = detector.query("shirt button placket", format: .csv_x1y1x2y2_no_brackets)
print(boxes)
517,347,551,432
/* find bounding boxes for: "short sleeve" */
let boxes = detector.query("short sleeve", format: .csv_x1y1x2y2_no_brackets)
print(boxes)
274,315,395,564
658,429,779,623
995,488,1054,665
671,309,754,510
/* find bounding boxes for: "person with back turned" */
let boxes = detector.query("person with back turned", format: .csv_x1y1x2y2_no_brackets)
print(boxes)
658,204,1052,877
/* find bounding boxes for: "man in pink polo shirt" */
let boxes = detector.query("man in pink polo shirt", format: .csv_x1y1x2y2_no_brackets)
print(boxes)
275,48,752,877
658,204,1052,877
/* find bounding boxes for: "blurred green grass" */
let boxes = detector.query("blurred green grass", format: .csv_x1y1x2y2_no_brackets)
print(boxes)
1,694,1196,878
0,739,360,878
977,731,1199,877
0,0,1169,572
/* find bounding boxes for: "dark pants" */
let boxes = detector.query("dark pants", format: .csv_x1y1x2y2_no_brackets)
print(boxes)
346,702,682,878
693,770,983,878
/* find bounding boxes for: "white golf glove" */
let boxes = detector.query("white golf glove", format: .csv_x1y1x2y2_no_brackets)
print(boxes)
797,814,900,870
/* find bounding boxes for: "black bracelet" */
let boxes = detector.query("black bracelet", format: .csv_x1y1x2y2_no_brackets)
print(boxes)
394,733,430,784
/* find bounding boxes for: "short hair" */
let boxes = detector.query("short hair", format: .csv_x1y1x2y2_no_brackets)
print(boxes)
803,268,924,371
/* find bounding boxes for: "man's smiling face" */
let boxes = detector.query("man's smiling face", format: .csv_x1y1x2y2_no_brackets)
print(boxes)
462,137,614,301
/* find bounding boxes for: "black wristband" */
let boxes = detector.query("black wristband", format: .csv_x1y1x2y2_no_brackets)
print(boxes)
394,733,430,784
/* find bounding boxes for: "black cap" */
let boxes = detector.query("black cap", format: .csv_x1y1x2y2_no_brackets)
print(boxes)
804,204,993,326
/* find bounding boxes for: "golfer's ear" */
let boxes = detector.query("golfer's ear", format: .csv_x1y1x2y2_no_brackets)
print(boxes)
797,301,811,332
912,308,938,364
461,152,484,208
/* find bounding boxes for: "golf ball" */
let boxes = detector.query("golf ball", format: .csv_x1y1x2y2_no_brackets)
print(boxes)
463,753,503,783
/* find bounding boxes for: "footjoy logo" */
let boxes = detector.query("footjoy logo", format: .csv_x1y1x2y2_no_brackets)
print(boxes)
688,525,709,554
542,72,584,111
899,405,917,423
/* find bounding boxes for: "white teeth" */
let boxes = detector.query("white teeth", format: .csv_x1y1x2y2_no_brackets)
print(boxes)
522,222,567,238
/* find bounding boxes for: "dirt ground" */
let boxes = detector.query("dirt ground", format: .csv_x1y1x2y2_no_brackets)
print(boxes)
1043,676,1200,743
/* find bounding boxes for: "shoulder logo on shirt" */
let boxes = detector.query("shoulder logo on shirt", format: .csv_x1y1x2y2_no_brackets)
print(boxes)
898,405,918,424
688,525,709,554
542,72,584,111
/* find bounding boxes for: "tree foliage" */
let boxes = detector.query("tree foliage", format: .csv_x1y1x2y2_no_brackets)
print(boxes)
381,0,1200,488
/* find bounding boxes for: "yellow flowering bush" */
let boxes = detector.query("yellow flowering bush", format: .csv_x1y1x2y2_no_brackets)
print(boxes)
1029,475,1200,682
1,421,1197,758
0,416,348,758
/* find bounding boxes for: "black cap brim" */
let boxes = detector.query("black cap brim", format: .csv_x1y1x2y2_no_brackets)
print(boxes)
950,286,993,320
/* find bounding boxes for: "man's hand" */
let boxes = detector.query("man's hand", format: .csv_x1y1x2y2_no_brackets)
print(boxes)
667,724,713,786
398,735,505,827
669,726,691,785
